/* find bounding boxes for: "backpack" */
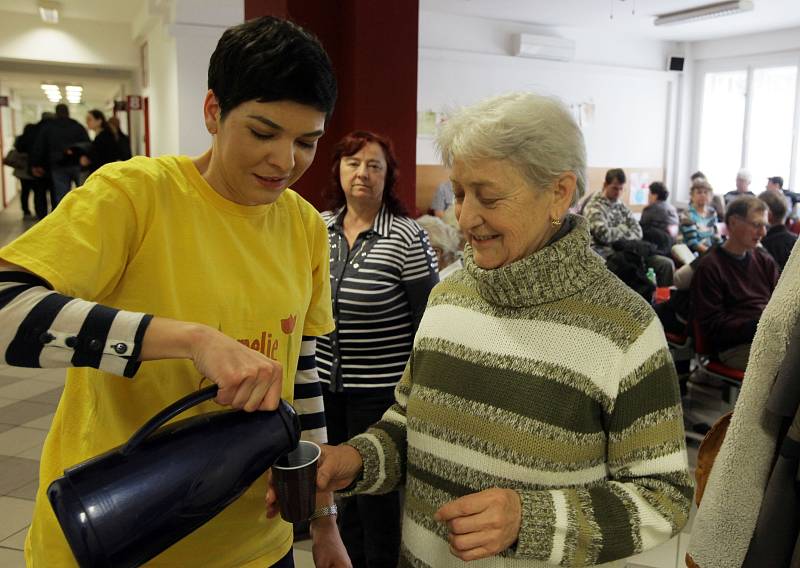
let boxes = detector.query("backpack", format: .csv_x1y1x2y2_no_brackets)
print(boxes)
605,239,657,301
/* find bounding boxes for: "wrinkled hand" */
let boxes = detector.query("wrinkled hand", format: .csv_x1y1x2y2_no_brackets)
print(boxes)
317,444,363,493
311,517,352,568
79,155,90,167
435,488,522,562
190,327,283,411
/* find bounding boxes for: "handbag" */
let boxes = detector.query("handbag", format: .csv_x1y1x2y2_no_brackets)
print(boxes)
3,149,28,170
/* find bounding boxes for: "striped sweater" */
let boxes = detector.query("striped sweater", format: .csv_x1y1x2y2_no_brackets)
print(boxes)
344,216,692,567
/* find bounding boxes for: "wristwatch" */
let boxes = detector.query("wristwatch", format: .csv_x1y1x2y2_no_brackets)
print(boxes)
309,504,338,521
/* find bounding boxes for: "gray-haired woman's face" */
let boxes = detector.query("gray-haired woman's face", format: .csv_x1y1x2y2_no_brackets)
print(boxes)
452,157,557,269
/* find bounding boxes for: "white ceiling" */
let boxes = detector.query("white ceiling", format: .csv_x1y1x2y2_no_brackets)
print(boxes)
0,0,145,24
0,61,131,107
421,0,800,42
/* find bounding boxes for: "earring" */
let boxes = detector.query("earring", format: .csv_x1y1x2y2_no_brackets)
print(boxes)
551,216,562,227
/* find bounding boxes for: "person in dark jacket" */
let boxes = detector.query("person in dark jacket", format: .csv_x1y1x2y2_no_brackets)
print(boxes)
31,103,89,206
108,116,132,160
80,109,125,176
758,190,798,271
13,114,55,219
640,181,679,256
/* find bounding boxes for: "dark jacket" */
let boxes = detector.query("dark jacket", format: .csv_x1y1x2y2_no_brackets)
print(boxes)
761,224,798,271
87,128,124,173
32,117,89,168
640,200,679,234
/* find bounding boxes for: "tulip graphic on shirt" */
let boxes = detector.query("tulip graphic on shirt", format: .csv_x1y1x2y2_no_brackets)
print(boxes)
281,315,297,335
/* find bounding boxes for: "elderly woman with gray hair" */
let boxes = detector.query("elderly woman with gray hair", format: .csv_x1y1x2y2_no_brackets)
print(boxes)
271,92,692,566
416,214,464,278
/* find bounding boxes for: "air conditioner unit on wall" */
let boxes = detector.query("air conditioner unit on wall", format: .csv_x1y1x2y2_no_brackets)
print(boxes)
512,33,576,62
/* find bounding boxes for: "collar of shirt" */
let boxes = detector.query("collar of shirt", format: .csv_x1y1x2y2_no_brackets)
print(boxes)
328,204,395,238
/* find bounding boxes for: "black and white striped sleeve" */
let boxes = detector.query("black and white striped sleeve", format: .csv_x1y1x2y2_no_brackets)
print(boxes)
293,336,327,444
0,271,152,378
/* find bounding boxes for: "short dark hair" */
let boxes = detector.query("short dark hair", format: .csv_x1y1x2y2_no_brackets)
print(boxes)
604,168,626,185
325,130,407,216
768,176,784,188
725,194,767,225
55,104,69,118
758,190,788,222
690,170,706,181
208,16,337,119
649,181,669,201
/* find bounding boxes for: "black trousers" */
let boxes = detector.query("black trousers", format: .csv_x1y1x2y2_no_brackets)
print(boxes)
20,178,52,219
323,388,401,568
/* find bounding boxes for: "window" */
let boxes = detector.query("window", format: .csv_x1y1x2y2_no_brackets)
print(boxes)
697,63,800,192
697,70,747,192
746,66,798,189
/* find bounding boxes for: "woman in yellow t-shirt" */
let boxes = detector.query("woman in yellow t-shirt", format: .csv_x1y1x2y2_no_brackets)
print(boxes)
0,16,350,568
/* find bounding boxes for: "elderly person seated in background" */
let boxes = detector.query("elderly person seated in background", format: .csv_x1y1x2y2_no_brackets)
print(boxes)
679,178,720,255
692,196,779,371
282,92,691,567
416,214,463,278
724,168,755,205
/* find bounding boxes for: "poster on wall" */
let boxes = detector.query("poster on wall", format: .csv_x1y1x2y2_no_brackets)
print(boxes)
628,172,651,206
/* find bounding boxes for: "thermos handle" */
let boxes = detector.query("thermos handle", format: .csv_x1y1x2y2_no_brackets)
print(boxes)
122,385,219,455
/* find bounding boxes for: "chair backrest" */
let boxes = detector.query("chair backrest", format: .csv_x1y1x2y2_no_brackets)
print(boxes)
692,319,712,355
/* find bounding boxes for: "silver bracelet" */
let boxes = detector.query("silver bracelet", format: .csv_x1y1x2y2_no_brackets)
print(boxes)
308,504,338,521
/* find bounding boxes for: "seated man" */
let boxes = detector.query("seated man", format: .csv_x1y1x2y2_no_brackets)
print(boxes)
692,196,779,371
723,168,756,206
584,168,674,285
766,175,800,219
758,190,798,271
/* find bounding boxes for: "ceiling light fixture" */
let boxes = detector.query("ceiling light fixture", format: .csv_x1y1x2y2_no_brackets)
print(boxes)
654,0,753,26
38,0,61,24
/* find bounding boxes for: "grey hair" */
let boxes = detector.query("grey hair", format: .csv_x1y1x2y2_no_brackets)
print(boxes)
416,215,462,261
436,92,587,206
736,168,752,182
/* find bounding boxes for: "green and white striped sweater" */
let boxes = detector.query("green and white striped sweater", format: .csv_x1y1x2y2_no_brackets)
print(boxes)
345,215,692,567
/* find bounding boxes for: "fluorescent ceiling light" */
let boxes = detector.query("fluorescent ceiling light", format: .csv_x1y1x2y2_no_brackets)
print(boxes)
65,85,82,92
654,0,753,26
38,1,60,24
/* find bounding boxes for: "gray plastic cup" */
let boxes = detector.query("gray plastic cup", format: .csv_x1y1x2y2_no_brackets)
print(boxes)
272,440,321,522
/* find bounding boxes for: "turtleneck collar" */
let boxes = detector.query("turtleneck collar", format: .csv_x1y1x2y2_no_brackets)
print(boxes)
463,214,607,308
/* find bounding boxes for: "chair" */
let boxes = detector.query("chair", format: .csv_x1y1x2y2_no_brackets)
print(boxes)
692,319,745,404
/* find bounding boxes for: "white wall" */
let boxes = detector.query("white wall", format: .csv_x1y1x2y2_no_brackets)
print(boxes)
142,23,180,157
0,83,18,208
0,11,137,69
418,11,681,191
692,26,800,61
135,0,243,156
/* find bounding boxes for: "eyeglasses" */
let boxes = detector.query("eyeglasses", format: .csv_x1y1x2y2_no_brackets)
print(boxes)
733,217,768,231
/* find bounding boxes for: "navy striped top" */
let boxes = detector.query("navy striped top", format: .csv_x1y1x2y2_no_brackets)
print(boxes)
316,206,438,391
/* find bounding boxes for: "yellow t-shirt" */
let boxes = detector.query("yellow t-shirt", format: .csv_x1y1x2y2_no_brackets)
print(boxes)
0,155,334,567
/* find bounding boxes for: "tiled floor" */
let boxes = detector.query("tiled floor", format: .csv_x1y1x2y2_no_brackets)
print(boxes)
0,198,728,568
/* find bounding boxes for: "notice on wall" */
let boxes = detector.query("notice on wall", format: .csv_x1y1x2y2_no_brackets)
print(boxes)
628,172,651,206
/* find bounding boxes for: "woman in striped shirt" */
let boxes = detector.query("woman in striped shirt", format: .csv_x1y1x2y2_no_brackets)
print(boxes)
317,130,439,567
